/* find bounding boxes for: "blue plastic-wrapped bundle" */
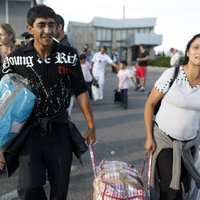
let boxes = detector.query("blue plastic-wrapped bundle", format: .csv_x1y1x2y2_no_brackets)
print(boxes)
0,73,36,149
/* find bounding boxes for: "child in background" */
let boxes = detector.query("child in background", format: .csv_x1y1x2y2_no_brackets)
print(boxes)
117,60,135,109
79,53,93,99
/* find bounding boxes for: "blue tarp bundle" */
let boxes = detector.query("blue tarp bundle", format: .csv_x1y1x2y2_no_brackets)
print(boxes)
0,73,36,149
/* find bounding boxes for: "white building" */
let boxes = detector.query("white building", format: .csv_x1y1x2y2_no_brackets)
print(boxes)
67,17,162,64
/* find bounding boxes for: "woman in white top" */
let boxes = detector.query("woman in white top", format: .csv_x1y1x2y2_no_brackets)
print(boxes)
0,23,16,173
144,33,200,200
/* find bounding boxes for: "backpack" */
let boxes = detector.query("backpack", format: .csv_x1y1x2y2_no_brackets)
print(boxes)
150,65,180,115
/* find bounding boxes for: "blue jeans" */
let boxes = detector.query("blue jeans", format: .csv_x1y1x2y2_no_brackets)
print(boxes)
120,89,128,107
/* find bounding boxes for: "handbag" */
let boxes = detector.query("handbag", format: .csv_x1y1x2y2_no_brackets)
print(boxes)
148,65,179,115
114,89,121,102
67,120,88,165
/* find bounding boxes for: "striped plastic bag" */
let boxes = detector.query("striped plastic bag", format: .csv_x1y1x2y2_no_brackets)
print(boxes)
90,145,147,200
93,160,145,200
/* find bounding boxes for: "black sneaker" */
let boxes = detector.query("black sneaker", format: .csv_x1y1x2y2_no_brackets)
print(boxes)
134,85,141,91
124,105,127,109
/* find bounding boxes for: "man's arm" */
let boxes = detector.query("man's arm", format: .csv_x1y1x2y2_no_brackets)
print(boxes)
76,91,96,145
111,62,119,71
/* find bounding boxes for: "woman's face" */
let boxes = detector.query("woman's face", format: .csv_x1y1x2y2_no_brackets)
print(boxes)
187,37,200,66
0,28,13,46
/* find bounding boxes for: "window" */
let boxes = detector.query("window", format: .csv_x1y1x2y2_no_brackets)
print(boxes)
96,28,111,41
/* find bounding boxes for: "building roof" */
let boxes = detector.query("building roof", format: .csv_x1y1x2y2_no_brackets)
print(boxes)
68,21,89,27
92,17,157,29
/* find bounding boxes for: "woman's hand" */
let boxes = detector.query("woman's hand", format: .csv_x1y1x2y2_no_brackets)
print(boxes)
145,137,156,154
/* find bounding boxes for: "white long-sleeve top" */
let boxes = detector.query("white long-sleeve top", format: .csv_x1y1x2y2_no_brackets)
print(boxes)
81,61,93,82
117,68,132,89
154,65,200,141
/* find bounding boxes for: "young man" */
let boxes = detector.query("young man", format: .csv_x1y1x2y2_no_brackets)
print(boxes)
54,14,74,115
54,14,73,47
92,46,118,100
0,4,96,200
135,44,149,92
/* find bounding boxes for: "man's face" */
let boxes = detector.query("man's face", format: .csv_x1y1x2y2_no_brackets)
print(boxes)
27,18,56,47
100,47,105,54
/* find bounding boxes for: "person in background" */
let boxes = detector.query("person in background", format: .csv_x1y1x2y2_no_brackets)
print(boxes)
135,44,149,92
92,46,119,100
0,23,17,66
170,47,180,67
117,60,135,109
55,13,75,115
21,32,33,46
0,23,17,174
79,53,93,99
144,33,200,200
111,48,120,73
0,4,96,200
54,14,73,47
82,43,93,64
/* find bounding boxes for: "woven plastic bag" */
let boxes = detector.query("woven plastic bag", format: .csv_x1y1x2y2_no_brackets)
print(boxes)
0,73,36,149
93,160,145,200
91,84,102,101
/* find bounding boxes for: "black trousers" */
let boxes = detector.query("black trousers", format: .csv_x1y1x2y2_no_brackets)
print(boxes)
156,148,187,200
85,81,92,99
17,123,73,200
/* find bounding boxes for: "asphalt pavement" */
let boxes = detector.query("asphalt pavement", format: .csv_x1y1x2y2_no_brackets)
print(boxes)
0,66,166,200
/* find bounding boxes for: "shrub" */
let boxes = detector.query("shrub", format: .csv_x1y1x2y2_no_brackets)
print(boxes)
148,56,184,67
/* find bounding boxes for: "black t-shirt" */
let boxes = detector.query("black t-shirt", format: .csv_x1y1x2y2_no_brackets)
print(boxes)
137,50,149,66
0,40,87,117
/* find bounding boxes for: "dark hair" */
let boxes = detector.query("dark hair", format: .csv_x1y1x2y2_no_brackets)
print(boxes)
79,53,87,60
27,4,56,26
120,60,127,66
102,46,107,51
183,33,200,65
56,14,65,28
139,44,145,48
21,32,32,39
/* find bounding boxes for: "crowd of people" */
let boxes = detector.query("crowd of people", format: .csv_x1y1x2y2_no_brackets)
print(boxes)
0,3,200,200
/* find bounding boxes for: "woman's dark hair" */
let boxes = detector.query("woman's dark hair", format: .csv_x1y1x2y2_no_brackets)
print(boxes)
27,4,56,26
183,33,200,65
